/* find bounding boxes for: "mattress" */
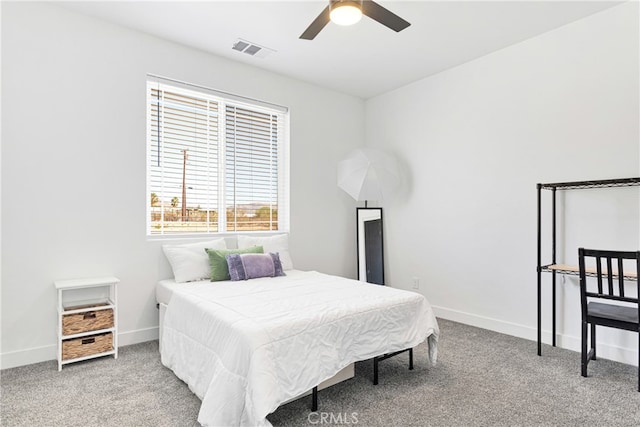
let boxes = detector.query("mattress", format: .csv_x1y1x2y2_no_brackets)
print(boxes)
156,278,183,305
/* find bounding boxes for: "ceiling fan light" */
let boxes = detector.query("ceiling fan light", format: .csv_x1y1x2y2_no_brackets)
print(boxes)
330,3,362,26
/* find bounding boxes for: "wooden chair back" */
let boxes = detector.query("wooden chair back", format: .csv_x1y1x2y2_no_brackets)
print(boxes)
578,248,639,326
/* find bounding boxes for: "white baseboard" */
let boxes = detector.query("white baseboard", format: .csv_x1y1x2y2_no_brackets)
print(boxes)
553,331,638,366
118,326,159,346
433,306,535,341
433,305,638,367
0,327,160,370
0,344,56,370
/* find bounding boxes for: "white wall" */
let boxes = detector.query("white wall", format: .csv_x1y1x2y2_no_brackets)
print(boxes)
366,2,639,365
1,2,364,368
3,2,638,371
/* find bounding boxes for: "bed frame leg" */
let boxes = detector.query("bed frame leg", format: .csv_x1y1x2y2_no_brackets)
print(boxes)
373,356,379,385
409,348,414,370
373,347,414,385
311,386,318,412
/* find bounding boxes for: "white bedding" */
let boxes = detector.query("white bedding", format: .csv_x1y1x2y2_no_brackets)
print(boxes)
160,270,439,427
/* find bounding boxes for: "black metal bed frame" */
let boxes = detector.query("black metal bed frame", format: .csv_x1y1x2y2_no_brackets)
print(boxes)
536,177,640,356
373,348,413,385
310,347,414,411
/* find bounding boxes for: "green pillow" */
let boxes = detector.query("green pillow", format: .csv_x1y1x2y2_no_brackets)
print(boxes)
205,246,264,281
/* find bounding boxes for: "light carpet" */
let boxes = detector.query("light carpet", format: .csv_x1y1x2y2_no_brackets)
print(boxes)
2,319,639,426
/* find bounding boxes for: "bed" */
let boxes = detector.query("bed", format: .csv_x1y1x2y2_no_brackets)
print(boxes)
157,269,439,427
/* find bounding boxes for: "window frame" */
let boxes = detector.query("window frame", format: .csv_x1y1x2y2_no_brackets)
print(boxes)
146,75,290,238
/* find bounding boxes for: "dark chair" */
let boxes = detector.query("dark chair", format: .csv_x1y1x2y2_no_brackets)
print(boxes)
578,248,640,391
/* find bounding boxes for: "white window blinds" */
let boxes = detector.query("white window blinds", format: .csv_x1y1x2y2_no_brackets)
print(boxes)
147,77,289,236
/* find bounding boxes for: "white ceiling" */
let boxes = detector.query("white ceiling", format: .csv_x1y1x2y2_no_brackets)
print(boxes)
58,1,620,99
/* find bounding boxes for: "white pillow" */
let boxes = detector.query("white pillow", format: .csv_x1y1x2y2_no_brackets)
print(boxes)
237,234,293,270
162,238,227,283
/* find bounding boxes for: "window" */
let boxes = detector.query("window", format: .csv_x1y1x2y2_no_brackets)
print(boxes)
147,77,289,236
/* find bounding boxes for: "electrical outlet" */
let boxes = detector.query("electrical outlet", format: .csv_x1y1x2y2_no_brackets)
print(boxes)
411,277,420,289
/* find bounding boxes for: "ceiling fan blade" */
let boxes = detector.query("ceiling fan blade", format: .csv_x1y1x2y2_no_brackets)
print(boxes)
362,0,410,33
300,5,331,40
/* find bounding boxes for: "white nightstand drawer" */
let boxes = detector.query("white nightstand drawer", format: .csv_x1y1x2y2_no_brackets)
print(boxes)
62,306,114,335
62,332,113,360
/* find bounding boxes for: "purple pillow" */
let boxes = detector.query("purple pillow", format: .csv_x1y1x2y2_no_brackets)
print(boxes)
226,252,286,281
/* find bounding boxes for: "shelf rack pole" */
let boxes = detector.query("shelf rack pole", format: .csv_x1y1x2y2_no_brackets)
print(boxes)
536,183,542,356
552,187,557,348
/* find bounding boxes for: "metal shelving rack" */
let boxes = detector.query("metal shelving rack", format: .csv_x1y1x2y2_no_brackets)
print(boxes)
536,177,640,356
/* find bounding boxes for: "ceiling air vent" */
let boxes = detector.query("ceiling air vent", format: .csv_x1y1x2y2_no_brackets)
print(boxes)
232,39,275,59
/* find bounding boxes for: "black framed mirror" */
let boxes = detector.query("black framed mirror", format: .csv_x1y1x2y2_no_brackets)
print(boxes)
356,207,384,285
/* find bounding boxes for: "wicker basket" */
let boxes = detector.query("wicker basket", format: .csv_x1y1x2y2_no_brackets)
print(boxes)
62,332,113,360
62,307,113,335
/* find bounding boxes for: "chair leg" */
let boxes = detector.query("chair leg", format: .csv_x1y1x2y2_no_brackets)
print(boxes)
581,321,588,377
590,323,596,360
637,337,639,392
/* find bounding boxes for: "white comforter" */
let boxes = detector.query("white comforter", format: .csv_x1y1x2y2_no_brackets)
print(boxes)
161,270,439,427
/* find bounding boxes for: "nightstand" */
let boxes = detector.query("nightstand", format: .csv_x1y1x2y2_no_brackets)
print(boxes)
54,276,119,370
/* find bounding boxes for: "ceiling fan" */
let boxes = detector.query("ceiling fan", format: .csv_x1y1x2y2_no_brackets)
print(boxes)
300,0,410,40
